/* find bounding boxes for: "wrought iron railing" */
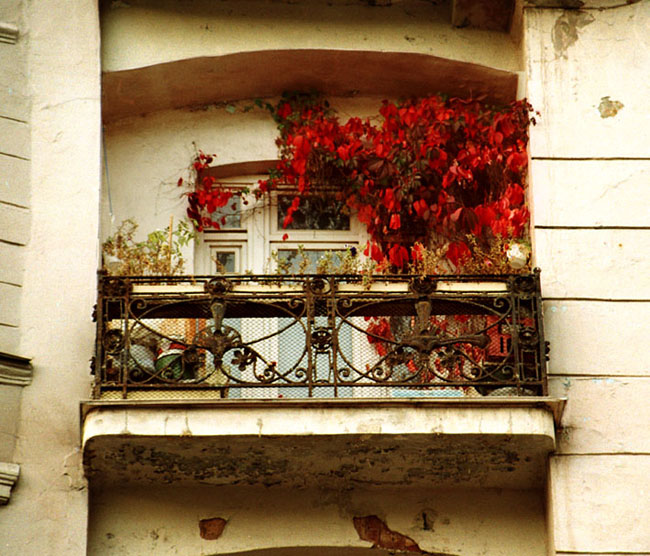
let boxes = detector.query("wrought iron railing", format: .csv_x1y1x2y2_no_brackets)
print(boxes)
93,271,548,399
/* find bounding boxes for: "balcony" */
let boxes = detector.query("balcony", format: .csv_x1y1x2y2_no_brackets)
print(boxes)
92,271,548,400
83,271,561,489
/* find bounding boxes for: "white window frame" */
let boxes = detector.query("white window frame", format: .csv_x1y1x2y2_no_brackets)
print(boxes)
264,187,365,273
196,178,368,275
197,242,247,275
195,181,258,274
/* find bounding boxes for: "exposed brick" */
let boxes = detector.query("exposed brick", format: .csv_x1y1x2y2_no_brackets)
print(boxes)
353,515,422,553
353,515,457,556
199,517,227,540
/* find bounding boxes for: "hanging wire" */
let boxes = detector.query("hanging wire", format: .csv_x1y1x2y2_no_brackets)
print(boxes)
102,126,115,228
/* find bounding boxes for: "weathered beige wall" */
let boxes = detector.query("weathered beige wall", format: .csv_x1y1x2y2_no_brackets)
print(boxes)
3,0,647,553
0,0,29,355
526,5,649,159
89,484,547,556
0,0,30,510
100,0,521,74
0,384,21,461
98,0,522,121
0,0,101,552
101,103,275,247
525,2,650,554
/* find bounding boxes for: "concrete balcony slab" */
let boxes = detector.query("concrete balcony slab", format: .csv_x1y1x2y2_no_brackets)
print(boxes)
82,398,563,489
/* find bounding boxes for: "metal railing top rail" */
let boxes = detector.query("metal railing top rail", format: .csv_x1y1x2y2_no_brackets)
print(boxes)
97,270,538,284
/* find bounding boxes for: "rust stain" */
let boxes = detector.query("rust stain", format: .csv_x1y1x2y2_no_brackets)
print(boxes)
199,517,227,540
551,11,595,58
598,96,624,118
353,515,457,555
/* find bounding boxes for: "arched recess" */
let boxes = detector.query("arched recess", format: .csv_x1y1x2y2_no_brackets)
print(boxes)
215,548,438,556
102,49,519,122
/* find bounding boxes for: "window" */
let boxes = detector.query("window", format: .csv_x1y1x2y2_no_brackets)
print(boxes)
196,178,365,275
196,189,248,274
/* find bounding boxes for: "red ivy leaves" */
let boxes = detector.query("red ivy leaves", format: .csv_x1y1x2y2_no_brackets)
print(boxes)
446,241,472,268
187,94,536,270
363,241,384,263
388,244,409,268
281,196,301,228
185,151,242,231
365,316,393,357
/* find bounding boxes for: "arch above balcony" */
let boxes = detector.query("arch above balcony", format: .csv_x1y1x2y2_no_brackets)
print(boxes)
101,49,519,123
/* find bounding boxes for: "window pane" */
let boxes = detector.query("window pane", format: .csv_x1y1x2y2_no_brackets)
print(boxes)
214,251,237,273
278,195,350,230
211,196,242,229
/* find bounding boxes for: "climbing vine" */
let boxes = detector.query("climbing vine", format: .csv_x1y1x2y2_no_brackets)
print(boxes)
183,92,536,273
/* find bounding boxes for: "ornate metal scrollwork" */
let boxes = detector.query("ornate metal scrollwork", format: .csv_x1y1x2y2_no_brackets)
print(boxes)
210,300,226,329
519,326,539,346
102,329,124,353
304,276,330,295
231,347,256,371
205,277,233,296
196,325,241,360
312,327,332,352
94,273,547,398
102,277,131,297
509,274,536,296
402,329,489,354
409,276,437,295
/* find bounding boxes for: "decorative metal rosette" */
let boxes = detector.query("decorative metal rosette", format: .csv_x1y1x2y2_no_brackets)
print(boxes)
204,277,233,296
409,276,437,295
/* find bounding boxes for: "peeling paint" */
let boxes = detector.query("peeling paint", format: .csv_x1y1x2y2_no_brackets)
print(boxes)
353,515,421,553
199,517,227,540
551,11,595,58
598,96,624,118
354,515,457,555
63,449,87,491
84,431,552,490
418,508,437,531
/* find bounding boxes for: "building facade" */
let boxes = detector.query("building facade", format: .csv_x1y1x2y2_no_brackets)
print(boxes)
0,0,649,554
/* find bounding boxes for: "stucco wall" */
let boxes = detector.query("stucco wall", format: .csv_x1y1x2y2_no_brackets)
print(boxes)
100,0,521,74
88,484,547,556
3,0,649,554
99,3,649,555
525,2,650,554
0,0,29,355
0,0,101,552
0,1,29,505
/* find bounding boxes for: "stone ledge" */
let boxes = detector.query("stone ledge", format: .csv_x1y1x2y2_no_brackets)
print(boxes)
0,22,19,45
0,462,20,505
82,398,564,489
0,352,32,387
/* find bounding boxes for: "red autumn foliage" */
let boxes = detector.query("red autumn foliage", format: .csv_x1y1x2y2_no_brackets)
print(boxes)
365,316,394,357
186,92,536,270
